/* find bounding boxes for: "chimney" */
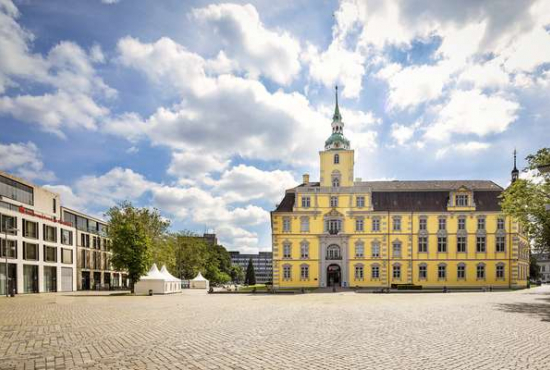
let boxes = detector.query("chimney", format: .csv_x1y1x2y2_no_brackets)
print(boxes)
302,173,310,184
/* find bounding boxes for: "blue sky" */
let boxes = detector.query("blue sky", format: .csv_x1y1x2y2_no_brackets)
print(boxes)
1,0,549,252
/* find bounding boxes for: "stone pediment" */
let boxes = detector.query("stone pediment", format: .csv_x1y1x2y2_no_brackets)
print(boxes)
325,209,344,218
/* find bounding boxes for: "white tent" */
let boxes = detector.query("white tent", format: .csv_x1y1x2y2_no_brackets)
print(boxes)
160,265,182,293
134,264,174,295
190,272,209,290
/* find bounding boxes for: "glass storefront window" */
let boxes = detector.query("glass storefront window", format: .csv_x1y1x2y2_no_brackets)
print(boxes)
44,266,57,292
23,265,38,293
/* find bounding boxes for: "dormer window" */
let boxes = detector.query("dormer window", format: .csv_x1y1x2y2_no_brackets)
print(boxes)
455,194,469,206
334,154,339,164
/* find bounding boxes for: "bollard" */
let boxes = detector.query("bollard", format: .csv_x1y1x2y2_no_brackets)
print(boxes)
148,289,153,296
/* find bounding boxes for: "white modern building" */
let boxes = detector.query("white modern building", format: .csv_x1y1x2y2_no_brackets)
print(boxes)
534,253,550,283
1,171,77,295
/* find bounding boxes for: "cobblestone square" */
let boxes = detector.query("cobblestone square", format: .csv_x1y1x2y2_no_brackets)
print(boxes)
1,287,550,370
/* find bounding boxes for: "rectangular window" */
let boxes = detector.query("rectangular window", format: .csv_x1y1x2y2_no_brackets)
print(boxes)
53,198,57,213
393,242,402,258
63,211,77,227
355,218,364,232
418,236,428,253
477,264,485,279
0,239,17,258
61,248,73,264
0,174,34,205
371,265,380,279
419,218,427,231
76,216,88,232
300,243,309,259
300,217,310,232
437,237,447,253
372,218,380,232
81,250,87,268
43,225,57,243
496,236,506,252
496,265,505,279
283,243,291,258
393,265,401,279
283,266,291,280
355,266,364,279
476,236,486,253
457,236,467,253
371,243,380,258
23,242,38,260
419,265,427,280
438,218,446,231
330,196,338,207
1,214,17,234
282,217,291,232
355,244,364,258
392,217,401,231
455,194,469,206
44,245,57,262
457,265,466,279
61,229,73,245
477,218,485,230
356,196,365,208
438,265,446,279
497,218,505,230
300,265,309,280
458,217,466,231
301,196,311,208
22,219,38,239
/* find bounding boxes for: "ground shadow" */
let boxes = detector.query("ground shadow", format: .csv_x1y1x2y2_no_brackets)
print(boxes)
496,296,550,322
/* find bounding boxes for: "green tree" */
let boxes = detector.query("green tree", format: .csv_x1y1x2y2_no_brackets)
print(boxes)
244,258,256,285
501,148,550,252
106,202,169,293
230,265,245,283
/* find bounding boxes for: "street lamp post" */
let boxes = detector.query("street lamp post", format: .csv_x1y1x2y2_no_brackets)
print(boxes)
3,226,19,297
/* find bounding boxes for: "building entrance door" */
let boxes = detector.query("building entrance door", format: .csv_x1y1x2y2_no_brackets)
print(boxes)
44,266,57,292
61,267,73,292
327,264,341,287
82,271,90,290
23,265,38,293
0,263,17,295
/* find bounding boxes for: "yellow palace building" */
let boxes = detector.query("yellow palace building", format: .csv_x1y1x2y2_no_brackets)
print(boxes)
271,90,529,290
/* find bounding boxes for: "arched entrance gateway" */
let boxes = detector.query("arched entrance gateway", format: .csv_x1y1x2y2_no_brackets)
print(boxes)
327,264,341,287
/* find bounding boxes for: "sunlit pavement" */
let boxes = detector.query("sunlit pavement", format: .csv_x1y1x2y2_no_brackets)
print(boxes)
1,286,549,369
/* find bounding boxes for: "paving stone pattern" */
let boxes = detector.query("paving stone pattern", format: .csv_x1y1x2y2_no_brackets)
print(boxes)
1,287,550,369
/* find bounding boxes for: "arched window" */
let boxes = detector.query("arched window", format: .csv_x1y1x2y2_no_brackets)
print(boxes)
334,154,340,164
327,244,341,259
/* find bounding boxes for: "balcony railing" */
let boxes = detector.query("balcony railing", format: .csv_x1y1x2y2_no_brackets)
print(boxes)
328,229,340,235
326,255,342,260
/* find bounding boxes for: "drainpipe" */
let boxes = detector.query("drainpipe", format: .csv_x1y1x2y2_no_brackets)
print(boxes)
410,211,414,285
387,210,390,289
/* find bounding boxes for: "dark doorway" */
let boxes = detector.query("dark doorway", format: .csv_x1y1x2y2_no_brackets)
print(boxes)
93,272,101,290
104,272,111,289
327,264,341,287
81,271,90,290
1,263,17,295
23,265,38,293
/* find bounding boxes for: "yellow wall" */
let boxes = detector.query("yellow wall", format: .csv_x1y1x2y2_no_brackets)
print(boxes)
319,150,354,187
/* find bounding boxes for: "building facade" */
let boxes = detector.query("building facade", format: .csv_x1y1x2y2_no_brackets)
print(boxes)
534,253,550,283
229,251,273,284
61,207,127,290
271,90,530,290
0,171,77,294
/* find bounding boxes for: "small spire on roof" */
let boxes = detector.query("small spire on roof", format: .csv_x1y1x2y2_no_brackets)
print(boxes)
511,148,519,183
333,85,342,122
